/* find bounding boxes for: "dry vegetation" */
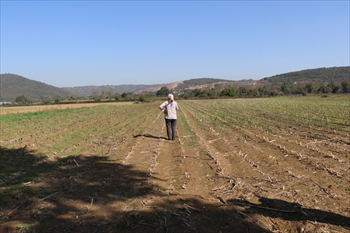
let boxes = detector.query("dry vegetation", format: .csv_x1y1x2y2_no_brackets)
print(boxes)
0,102,132,115
0,95,349,233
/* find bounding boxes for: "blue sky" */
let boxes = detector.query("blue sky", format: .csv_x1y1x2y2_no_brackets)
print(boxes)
1,1,349,87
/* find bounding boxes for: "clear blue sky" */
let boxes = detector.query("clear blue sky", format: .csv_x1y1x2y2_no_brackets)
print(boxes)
1,1,349,87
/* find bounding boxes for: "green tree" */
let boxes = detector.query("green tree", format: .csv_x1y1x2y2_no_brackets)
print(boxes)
220,88,236,97
102,87,115,100
317,85,332,94
156,86,170,96
183,93,191,99
139,94,146,102
259,86,270,96
207,89,217,98
248,88,260,97
199,91,208,98
328,81,340,93
43,97,52,105
341,80,350,93
15,95,30,104
121,92,128,98
120,92,134,100
281,83,294,95
238,86,249,96
295,85,306,95
269,90,279,96
332,85,340,93
192,89,203,97
323,86,332,93
91,88,101,101
114,94,121,101
214,84,225,93
230,81,239,90
305,84,313,93
69,94,76,100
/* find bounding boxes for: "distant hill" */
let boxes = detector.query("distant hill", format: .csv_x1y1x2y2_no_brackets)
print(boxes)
135,78,235,94
258,66,349,85
63,78,234,96
63,67,350,96
0,73,73,102
174,78,232,90
2,66,348,101
62,84,162,96
136,67,350,93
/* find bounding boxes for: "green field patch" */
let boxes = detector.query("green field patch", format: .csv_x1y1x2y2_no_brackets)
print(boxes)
0,107,90,124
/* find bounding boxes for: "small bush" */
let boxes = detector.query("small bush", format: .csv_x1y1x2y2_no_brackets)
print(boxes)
139,95,146,102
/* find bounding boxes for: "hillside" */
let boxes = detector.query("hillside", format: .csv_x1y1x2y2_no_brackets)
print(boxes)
138,66,350,93
0,73,73,102
62,84,162,96
136,78,235,94
61,67,350,96
1,66,348,101
134,82,183,94
258,66,349,85
174,78,233,90
64,78,234,96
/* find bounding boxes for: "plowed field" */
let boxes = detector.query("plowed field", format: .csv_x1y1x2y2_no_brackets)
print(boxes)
1,96,349,233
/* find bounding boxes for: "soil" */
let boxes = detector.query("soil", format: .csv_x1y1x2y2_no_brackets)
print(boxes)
0,100,349,233
0,102,133,115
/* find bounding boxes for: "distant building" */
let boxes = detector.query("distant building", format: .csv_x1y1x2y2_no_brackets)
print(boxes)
0,102,11,106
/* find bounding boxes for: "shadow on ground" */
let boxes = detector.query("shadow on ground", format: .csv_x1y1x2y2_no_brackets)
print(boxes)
1,146,349,233
133,133,168,140
228,197,350,229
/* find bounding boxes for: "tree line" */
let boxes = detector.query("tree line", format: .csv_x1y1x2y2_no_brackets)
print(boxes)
266,66,349,84
11,80,350,106
173,80,350,99
280,80,350,95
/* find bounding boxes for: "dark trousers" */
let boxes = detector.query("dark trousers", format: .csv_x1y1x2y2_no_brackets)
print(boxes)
165,119,177,140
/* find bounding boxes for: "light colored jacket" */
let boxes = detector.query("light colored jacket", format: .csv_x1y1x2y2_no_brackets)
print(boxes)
159,101,179,119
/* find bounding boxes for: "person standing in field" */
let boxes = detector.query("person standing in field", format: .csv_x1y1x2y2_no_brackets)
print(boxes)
159,93,179,141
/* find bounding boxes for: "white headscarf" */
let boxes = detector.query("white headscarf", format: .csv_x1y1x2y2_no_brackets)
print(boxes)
168,93,174,106
168,93,174,101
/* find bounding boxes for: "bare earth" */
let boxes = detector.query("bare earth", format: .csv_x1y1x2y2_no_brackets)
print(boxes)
0,99,349,233
0,102,133,115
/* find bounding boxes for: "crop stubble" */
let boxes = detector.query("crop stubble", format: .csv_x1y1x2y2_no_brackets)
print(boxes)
0,97,349,233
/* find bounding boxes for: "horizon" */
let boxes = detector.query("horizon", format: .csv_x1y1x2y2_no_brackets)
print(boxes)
1,1,349,88
1,65,348,88
2,65,348,89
